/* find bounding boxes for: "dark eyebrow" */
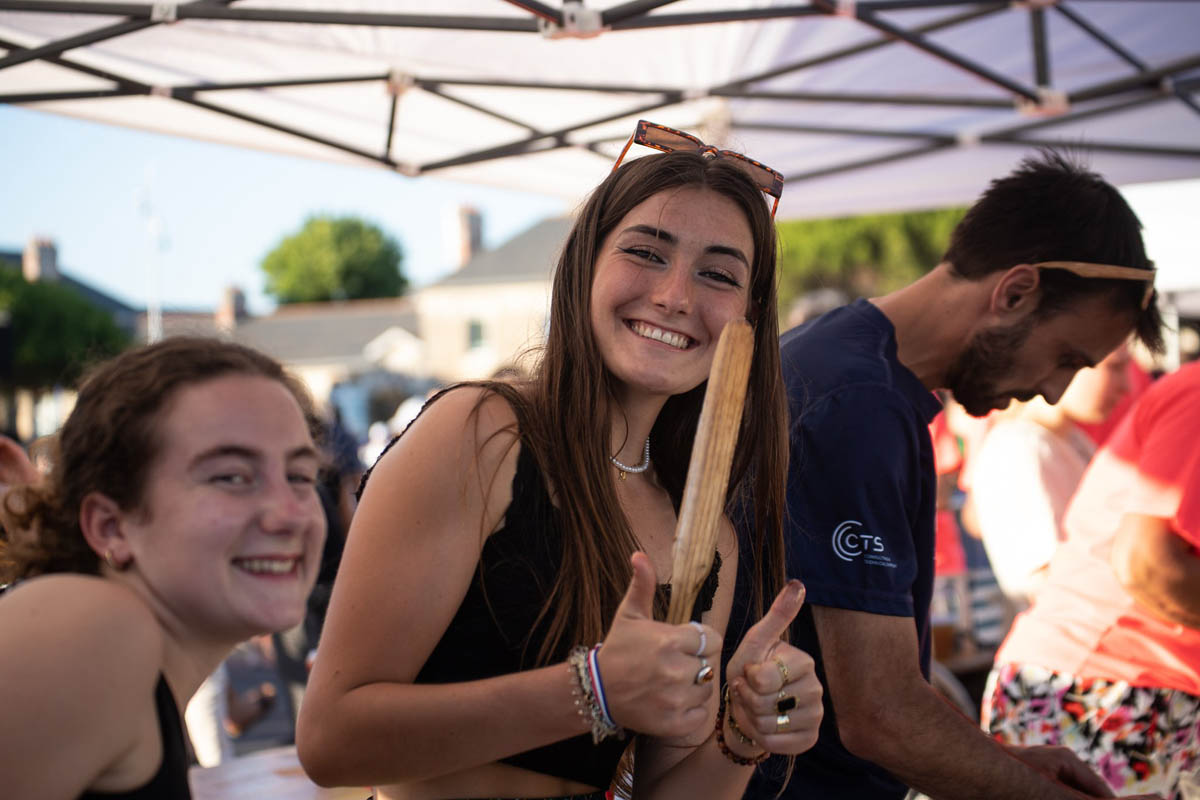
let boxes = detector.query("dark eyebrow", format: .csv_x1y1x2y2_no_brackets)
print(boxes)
621,224,750,268
624,224,677,244
190,444,319,469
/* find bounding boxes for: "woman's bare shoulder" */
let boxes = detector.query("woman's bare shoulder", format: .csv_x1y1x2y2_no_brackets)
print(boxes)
363,384,522,508
414,385,521,450
1,575,163,680
0,576,162,796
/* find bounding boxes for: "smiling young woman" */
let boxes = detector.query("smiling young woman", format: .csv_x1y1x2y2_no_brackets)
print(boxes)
296,127,823,800
0,338,327,799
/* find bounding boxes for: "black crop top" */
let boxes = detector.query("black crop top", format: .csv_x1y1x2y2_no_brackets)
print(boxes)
410,441,721,789
79,674,191,799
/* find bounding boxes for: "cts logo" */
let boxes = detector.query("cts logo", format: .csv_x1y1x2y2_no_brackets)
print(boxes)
831,520,886,562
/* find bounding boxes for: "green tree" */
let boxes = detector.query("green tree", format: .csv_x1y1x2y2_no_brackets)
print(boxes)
776,207,965,312
261,216,407,304
0,268,130,389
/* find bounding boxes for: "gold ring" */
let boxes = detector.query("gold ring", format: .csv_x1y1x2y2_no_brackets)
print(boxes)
775,713,791,733
776,691,797,714
773,655,789,687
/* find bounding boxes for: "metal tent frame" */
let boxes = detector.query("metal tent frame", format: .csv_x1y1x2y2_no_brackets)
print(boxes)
2,0,1199,217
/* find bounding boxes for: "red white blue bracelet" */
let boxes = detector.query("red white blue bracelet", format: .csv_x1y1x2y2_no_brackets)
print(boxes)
568,645,624,744
586,644,619,731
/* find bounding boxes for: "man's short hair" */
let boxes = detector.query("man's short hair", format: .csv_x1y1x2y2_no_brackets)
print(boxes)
944,149,1163,353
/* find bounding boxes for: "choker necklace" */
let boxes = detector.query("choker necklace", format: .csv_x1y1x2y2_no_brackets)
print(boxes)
610,438,651,481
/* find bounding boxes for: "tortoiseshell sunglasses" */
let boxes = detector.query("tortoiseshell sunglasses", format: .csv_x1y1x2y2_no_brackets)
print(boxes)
612,119,785,218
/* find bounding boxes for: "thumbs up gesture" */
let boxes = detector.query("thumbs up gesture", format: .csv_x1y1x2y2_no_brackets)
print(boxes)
595,552,723,739
723,580,822,756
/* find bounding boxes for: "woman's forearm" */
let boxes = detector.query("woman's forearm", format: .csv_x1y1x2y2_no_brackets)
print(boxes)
298,662,588,787
637,730,761,800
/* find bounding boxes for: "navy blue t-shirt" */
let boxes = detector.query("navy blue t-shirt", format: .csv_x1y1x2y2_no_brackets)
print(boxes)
741,299,942,800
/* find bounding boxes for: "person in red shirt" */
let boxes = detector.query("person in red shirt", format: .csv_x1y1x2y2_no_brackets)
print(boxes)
984,359,1200,799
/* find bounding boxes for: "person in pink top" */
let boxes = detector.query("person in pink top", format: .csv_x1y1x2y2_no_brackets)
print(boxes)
983,359,1200,799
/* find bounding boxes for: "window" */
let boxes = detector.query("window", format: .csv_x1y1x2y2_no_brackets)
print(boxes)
468,319,485,349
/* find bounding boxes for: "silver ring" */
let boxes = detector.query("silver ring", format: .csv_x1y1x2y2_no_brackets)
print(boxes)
694,657,714,685
689,620,706,657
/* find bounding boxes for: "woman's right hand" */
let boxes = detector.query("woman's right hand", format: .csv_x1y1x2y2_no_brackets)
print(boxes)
595,552,722,739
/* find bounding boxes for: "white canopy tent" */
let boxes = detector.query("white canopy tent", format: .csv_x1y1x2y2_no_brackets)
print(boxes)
1,0,1198,220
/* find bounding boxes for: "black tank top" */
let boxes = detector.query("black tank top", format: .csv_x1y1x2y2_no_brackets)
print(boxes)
79,674,191,799
411,441,721,789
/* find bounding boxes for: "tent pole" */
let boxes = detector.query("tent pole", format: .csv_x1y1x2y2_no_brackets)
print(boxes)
786,141,956,183
499,0,561,24
0,87,143,102
719,89,1009,109
174,74,389,93
418,84,541,133
419,97,679,172
0,19,151,71
1054,4,1145,71
1030,6,1050,88
411,76,663,93
737,121,955,143
1054,7,1200,117
984,137,1200,160
0,33,146,88
1071,53,1200,103
0,2,540,31
838,6,1040,101
715,4,1006,90
0,0,234,72
990,92,1168,137
610,5,820,29
602,0,686,26
384,92,399,160
176,95,399,168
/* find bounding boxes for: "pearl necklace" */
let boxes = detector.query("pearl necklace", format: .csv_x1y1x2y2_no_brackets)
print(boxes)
610,438,651,481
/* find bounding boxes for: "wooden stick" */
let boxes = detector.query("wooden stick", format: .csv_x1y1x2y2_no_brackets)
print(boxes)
666,318,754,625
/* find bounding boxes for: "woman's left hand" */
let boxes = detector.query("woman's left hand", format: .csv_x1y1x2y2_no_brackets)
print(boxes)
724,580,823,756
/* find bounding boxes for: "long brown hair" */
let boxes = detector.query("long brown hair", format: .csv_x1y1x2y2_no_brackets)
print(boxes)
1,337,315,582
490,151,789,663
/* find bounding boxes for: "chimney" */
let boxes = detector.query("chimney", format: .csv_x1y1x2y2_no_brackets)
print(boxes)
23,238,59,282
444,205,484,270
215,286,246,332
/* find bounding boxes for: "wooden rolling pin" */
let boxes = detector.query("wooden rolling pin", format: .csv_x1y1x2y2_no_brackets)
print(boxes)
666,318,754,624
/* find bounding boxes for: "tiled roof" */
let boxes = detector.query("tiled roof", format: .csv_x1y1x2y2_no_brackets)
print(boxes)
431,217,569,288
59,275,139,316
231,297,418,364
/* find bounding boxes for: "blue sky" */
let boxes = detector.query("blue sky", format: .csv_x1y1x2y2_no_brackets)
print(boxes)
0,105,569,314
2,104,1196,316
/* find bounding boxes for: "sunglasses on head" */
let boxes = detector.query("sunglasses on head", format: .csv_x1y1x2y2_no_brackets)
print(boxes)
612,120,784,218
1033,261,1156,310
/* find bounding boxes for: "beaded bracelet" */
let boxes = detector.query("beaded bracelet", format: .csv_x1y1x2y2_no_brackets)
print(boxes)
716,684,768,766
722,682,760,748
568,645,624,744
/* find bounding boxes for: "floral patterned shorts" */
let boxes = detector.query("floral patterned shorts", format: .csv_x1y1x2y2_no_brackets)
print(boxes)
982,663,1200,800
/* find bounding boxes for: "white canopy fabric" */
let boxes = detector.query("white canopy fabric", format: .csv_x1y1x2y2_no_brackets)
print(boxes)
1,0,1198,219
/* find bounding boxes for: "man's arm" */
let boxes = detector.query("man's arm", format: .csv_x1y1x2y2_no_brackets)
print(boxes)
813,606,1112,800
1111,512,1200,629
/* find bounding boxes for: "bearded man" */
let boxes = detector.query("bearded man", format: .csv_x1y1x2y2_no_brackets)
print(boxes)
738,151,1163,800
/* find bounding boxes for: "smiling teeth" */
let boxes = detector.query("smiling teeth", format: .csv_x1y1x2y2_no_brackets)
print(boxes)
630,321,691,350
235,558,298,575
